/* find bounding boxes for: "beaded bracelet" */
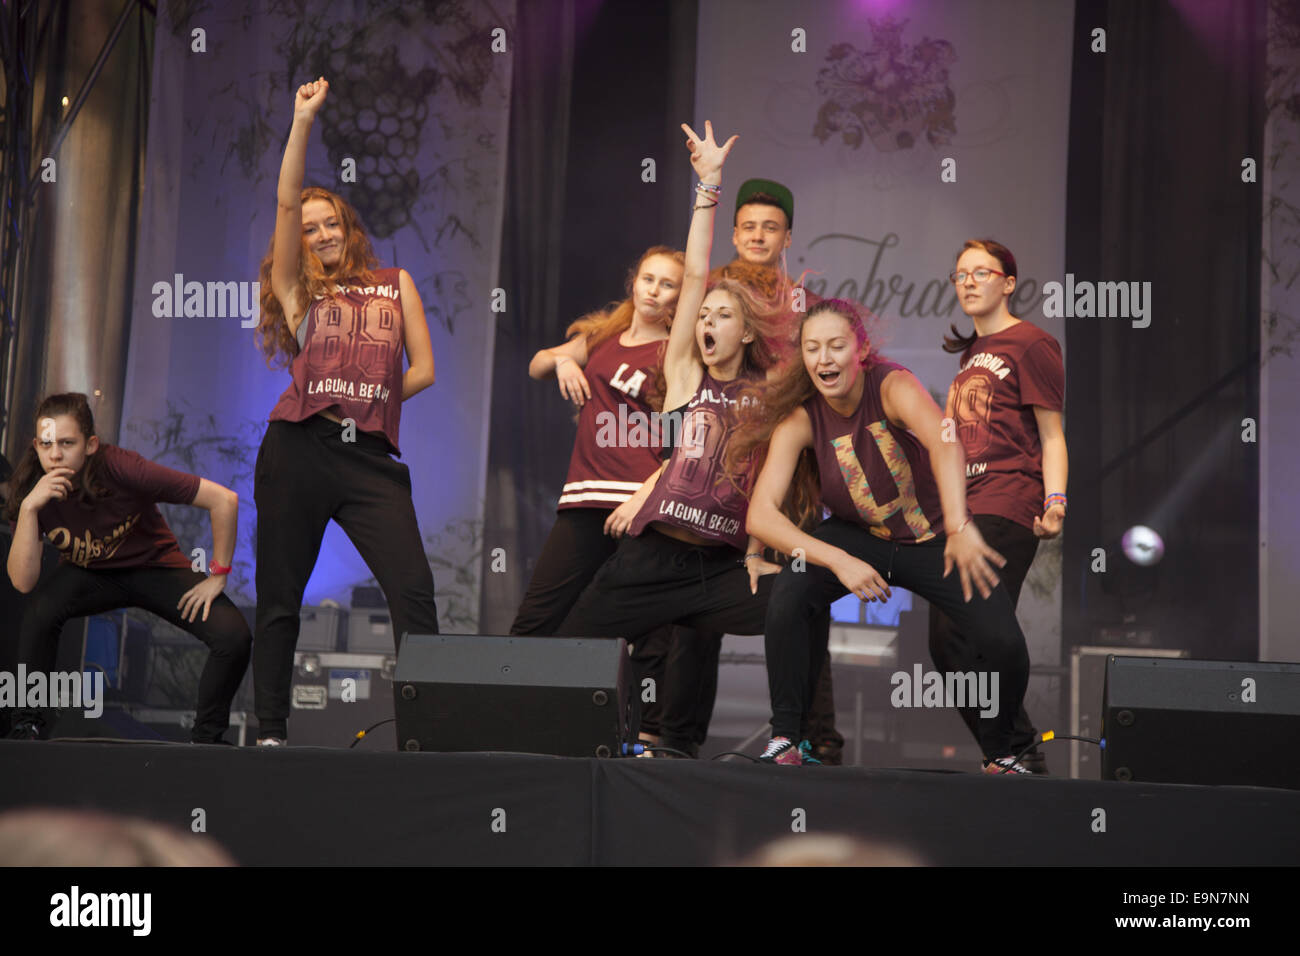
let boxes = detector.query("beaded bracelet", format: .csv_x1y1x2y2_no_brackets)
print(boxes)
1045,493,1067,512
695,181,721,194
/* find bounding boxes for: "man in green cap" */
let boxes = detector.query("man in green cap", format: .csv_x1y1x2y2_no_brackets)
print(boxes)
731,178,795,269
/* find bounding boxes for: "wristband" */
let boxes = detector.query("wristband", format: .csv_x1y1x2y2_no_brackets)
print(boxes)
742,552,763,564
209,562,232,576
1044,493,1067,512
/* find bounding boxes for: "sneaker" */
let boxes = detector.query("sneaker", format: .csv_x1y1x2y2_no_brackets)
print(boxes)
982,755,1033,775
798,740,822,765
759,736,802,765
6,720,41,741
257,737,287,747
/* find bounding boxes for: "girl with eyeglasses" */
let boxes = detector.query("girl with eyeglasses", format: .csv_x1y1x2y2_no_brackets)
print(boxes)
932,238,1067,772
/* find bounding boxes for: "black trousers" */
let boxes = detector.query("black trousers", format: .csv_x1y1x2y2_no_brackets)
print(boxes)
512,508,720,741
929,514,1041,753
559,528,774,643
765,517,1030,758
253,417,439,740
15,563,251,742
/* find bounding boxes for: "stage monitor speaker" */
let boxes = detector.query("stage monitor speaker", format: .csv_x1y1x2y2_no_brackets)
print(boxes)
393,634,629,757
1102,656,1300,789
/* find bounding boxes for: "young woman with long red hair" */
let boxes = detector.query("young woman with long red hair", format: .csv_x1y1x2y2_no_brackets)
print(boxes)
930,239,1066,773
251,77,439,745
742,299,1034,770
558,123,788,702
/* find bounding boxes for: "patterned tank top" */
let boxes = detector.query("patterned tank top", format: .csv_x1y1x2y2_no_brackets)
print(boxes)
268,267,407,454
804,361,947,542
558,334,666,511
630,372,758,550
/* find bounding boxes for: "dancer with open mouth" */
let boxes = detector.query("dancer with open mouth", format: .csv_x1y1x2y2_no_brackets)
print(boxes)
558,123,789,741
740,298,1034,770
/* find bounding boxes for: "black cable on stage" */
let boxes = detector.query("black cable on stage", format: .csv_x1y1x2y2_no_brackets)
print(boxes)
643,745,694,759
710,751,759,763
348,717,397,748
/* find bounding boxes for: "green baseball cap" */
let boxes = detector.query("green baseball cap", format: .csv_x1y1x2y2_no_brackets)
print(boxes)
735,178,793,228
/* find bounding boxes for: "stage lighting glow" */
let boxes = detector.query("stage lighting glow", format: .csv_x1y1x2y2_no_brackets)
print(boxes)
1122,525,1165,567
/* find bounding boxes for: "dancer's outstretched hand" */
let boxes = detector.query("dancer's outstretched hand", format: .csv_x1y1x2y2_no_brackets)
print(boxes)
604,498,639,538
1033,504,1065,539
681,121,738,179
831,554,892,604
943,520,1005,602
295,77,329,119
178,574,227,624
555,355,591,407
747,556,782,595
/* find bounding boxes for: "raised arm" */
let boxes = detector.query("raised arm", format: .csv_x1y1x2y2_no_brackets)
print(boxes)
661,121,737,410
272,77,329,336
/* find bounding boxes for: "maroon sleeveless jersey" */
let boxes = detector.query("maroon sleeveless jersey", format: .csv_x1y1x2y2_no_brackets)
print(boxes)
629,372,758,550
559,335,666,511
805,361,946,542
268,267,407,454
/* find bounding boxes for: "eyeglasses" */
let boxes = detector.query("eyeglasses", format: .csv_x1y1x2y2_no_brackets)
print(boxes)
949,268,1006,284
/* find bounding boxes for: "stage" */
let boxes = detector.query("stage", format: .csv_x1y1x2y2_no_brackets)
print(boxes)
2,740,1297,866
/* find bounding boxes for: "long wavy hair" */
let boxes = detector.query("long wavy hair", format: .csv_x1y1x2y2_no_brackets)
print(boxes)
256,187,380,369
5,393,110,524
943,238,1018,354
726,298,884,531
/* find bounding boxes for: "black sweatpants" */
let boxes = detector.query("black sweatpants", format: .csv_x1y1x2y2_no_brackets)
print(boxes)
15,563,251,742
253,417,439,740
511,508,720,740
929,514,1041,753
558,527,774,643
765,516,1030,758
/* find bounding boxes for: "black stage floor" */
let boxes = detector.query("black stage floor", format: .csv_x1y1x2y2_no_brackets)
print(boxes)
1,740,1298,866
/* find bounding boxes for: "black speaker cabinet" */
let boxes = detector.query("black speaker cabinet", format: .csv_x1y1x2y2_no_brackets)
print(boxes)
1102,656,1300,789
393,634,629,757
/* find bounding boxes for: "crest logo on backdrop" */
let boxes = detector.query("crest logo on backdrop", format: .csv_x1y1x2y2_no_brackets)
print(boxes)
813,18,958,153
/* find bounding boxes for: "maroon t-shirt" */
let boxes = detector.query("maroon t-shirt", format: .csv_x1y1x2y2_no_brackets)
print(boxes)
630,372,758,550
558,334,665,511
36,444,199,570
805,361,946,543
268,267,407,454
944,320,1065,531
